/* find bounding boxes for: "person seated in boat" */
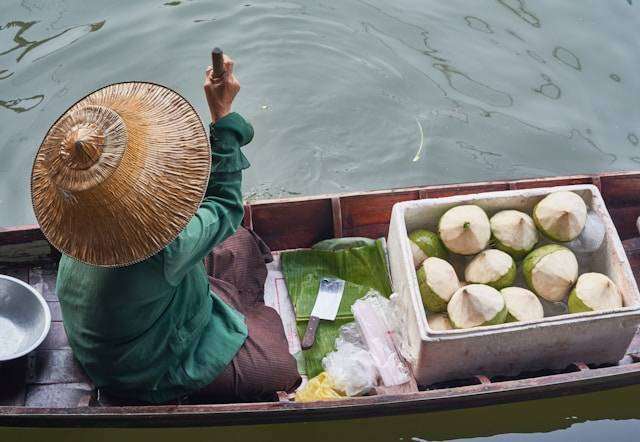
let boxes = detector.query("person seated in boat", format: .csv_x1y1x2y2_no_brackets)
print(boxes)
30,54,301,404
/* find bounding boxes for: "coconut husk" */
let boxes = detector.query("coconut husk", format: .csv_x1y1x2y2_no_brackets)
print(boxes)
31,82,211,267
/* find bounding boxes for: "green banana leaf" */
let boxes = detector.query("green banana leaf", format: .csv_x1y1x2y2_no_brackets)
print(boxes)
281,239,392,377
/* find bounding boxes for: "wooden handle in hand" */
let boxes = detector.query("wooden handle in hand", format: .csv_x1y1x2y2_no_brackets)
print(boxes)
301,316,320,350
211,47,225,78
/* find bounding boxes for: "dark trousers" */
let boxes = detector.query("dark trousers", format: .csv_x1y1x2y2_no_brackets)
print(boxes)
190,227,301,402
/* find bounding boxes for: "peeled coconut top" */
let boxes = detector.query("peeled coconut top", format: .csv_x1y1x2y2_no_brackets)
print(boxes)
490,210,538,252
448,284,505,329
534,191,587,242
439,205,491,255
501,287,544,321
529,246,578,301
465,249,514,284
574,272,623,311
422,257,459,301
426,313,453,331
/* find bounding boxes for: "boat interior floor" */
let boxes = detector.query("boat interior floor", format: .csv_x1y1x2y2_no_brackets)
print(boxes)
2,242,640,409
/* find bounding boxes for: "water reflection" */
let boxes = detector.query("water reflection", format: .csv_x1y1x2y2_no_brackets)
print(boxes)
433,63,513,107
464,16,493,34
533,74,561,100
0,0,635,228
0,19,105,63
505,28,526,42
526,49,546,64
0,94,44,113
0,17,105,114
553,46,581,70
570,129,617,164
456,140,504,169
497,0,541,28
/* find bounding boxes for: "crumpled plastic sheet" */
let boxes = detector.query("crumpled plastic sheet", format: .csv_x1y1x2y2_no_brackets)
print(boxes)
323,342,378,397
295,372,345,402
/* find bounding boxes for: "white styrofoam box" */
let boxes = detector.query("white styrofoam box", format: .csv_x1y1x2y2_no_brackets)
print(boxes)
387,184,640,385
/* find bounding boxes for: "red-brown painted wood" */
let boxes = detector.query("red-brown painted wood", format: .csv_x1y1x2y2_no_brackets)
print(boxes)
420,182,509,198
510,175,593,190
0,225,44,245
341,190,419,238
600,172,640,207
609,206,640,240
251,199,334,250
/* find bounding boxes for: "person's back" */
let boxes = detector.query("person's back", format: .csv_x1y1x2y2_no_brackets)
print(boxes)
35,54,300,403
58,250,241,402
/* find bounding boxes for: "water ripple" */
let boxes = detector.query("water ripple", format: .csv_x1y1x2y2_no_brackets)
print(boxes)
533,74,561,100
0,94,44,112
0,19,105,63
497,0,541,28
553,46,581,70
465,16,493,34
0,0,639,229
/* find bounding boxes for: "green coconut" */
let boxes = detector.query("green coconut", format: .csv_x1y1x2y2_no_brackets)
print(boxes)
408,229,448,268
533,191,587,242
568,272,623,314
438,205,491,255
501,287,544,322
490,210,538,259
464,249,516,290
417,257,460,312
426,313,454,331
447,284,508,329
523,244,578,301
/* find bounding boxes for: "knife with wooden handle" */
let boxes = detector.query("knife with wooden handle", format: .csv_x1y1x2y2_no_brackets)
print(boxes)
301,277,345,350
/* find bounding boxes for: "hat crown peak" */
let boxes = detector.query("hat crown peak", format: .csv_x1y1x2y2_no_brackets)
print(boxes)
61,123,105,169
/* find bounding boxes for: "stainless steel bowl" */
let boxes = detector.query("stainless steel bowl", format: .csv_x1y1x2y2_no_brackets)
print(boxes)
0,274,51,361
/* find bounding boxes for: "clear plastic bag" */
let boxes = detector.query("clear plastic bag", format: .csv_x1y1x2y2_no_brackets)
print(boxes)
322,342,378,396
386,293,417,366
352,291,411,386
335,321,367,350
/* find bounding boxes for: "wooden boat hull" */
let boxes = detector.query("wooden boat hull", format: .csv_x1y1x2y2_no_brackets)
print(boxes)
2,171,640,427
2,361,640,427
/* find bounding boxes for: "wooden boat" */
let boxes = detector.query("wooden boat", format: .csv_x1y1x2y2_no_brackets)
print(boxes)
2,171,640,428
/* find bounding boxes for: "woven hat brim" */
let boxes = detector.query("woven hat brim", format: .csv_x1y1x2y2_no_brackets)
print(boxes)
31,82,211,267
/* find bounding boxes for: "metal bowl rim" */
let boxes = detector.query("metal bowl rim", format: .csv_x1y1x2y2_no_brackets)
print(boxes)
0,274,51,361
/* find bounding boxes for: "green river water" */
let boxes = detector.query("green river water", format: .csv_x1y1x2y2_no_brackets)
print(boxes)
1,0,640,439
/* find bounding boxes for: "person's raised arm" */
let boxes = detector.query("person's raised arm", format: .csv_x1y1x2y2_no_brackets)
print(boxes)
163,54,253,285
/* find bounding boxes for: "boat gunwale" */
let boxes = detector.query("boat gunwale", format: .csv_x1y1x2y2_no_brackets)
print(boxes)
1,361,640,427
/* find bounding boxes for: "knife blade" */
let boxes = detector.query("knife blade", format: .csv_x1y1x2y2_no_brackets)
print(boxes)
301,277,345,350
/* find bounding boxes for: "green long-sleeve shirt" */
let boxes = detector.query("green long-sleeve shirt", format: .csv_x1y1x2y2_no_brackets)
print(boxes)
57,112,253,403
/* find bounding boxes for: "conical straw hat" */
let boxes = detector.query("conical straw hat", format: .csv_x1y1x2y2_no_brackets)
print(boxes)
31,82,211,267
